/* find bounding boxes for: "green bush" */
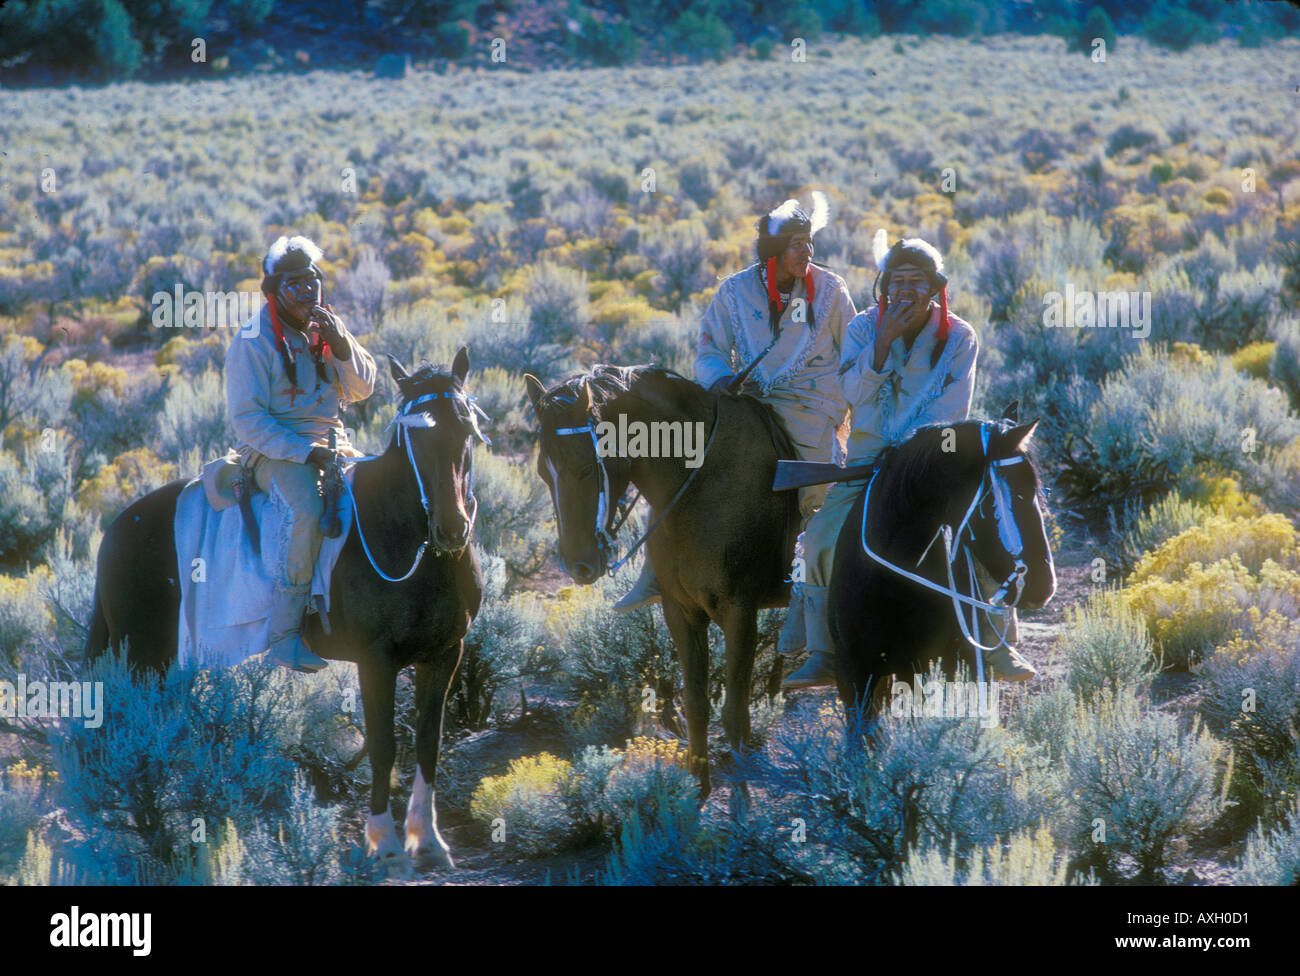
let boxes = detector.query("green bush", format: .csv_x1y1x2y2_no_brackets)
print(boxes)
152,368,236,468
1102,490,1214,580
1142,2,1218,51
468,449,555,585
1065,693,1225,881
1061,589,1159,703
1236,795,1300,885
1073,6,1117,55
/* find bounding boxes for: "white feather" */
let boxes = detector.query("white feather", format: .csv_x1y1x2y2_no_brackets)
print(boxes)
809,190,828,234
872,228,890,271
767,198,799,237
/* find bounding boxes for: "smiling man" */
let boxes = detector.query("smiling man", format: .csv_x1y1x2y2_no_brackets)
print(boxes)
225,235,377,671
613,193,856,632
788,231,1035,689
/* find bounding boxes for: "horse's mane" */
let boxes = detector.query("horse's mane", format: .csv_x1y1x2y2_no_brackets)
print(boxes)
402,360,461,389
538,364,708,420
874,419,1045,525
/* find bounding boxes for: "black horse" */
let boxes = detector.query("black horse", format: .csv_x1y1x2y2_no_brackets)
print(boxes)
86,348,484,873
828,408,1056,720
525,365,799,795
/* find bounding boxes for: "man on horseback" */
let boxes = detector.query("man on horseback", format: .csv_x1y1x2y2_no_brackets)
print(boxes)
225,235,378,672
788,231,1036,688
614,193,856,641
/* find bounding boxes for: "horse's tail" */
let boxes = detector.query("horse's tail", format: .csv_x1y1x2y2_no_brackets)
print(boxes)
84,579,110,664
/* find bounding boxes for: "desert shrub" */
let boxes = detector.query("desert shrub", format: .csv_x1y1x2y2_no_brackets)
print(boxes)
152,367,236,469
1101,489,1214,579
1142,2,1218,51
568,737,695,844
1269,319,1300,410
365,302,459,375
526,262,589,349
0,763,44,873
0,568,57,661
1236,795,1300,885
1061,589,1158,702
1129,513,1298,586
468,366,531,453
740,700,1057,885
1202,610,1300,822
1232,341,1275,379
215,772,374,886
468,449,554,585
0,437,75,565
667,10,733,62
640,219,711,311
1074,345,1300,508
469,752,574,857
1071,6,1116,56
0,336,72,445
50,652,307,880
1012,681,1076,761
550,567,683,749
76,446,178,527
1123,555,1300,671
448,552,552,730
336,247,391,337
898,826,1091,885
1064,693,1225,881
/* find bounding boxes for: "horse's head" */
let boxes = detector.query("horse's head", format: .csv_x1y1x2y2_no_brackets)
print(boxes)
956,402,1056,612
524,368,634,584
388,346,489,557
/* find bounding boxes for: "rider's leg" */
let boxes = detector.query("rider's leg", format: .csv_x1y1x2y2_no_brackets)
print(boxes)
613,547,661,612
783,479,858,690
974,561,1035,681
253,455,329,672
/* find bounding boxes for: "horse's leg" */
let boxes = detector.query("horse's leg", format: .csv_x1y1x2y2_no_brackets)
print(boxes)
359,653,405,869
405,649,461,871
720,605,758,755
662,597,712,798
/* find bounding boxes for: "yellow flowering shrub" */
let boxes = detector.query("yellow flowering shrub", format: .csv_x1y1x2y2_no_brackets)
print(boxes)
1231,341,1276,379
1129,513,1298,584
78,447,179,525
469,752,575,856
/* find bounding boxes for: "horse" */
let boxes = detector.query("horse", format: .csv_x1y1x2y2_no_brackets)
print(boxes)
524,365,800,795
827,407,1056,721
84,347,485,873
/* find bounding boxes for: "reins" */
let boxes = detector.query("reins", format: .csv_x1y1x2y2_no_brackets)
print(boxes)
856,422,1033,694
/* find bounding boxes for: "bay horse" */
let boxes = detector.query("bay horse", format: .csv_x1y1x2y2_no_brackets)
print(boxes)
524,365,799,795
85,348,485,873
828,408,1056,721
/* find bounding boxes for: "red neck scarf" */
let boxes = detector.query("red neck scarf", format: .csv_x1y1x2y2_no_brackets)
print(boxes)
765,257,816,335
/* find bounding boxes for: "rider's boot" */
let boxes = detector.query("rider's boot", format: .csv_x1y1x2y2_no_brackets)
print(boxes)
613,561,661,612
783,585,837,690
263,582,329,673
777,584,805,656
975,565,1035,681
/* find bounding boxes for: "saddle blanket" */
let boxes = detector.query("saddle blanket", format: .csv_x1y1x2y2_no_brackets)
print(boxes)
173,464,358,669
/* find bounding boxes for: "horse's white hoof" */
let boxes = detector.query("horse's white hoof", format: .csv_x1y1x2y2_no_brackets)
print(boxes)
366,811,410,877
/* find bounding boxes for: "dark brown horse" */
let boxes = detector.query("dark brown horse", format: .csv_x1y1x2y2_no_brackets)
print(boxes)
525,365,798,794
86,348,485,873
828,409,1056,722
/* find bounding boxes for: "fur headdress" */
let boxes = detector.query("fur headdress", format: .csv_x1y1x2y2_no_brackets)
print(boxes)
261,235,324,294
871,228,946,286
756,191,828,261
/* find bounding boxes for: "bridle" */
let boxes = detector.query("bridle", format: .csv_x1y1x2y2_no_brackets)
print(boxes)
857,422,1040,689
543,415,631,574
344,386,492,582
541,396,721,577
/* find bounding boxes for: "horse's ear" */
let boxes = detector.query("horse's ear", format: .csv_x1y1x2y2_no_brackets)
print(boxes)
388,355,409,383
1004,419,1039,452
452,346,470,385
524,373,546,412
577,380,591,414
1000,400,1020,423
